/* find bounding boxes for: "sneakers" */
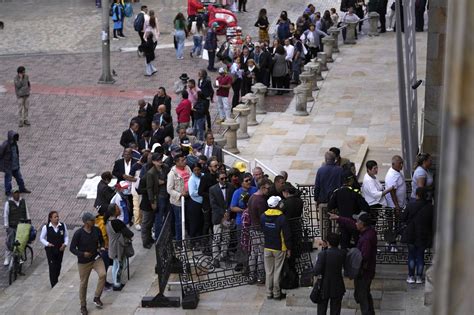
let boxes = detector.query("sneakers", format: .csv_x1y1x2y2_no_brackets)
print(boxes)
274,293,286,300
406,276,415,284
80,306,88,315
135,224,141,231
113,284,125,291
3,256,10,266
212,259,220,269
416,276,423,284
23,120,30,126
20,188,31,193
93,296,103,308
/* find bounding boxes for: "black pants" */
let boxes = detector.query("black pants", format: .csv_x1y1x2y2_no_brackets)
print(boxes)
354,276,375,315
238,0,247,11
45,247,64,288
207,50,216,71
415,1,427,31
232,78,242,108
186,199,204,238
340,226,358,249
272,76,284,95
379,11,387,32
317,296,343,315
138,31,145,52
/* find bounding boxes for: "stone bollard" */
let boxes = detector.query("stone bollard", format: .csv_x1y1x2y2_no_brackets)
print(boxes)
221,119,240,154
321,37,335,62
299,71,314,102
251,83,267,114
344,22,358,44
303,62,319,91
241,93,259,126
368,12,380,36
317,52,329,71
328,27,340,53
315,60,324,81
293,84,309,116
214,135,227,148
233,104,251,139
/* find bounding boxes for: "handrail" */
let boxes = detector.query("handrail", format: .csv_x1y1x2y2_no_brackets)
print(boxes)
220,112,241,137
254,158,278,176
337,16,370,31
222,149,251,171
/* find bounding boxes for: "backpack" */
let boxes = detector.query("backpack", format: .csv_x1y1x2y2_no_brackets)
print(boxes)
136,173,147,195
134,12,145,32
280,259,299,289
124,3,133,18
344,247,363,279
109,3,114,17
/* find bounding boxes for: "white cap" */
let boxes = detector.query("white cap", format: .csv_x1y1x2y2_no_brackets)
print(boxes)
267,196,282,208
218,67,225,74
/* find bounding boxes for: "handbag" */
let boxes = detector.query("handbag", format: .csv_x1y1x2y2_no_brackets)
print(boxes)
173,35,178,49
124,237,135,258
310,250,327,304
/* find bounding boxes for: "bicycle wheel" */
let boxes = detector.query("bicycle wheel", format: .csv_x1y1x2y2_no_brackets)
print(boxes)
23,245,34,267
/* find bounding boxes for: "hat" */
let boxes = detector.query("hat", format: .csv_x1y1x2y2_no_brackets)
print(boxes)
218,67,225,74
179,73,189,81
169,144,181,152
151,143,161,153
115,181,129,190
212,22,219,28
192,143,202,150
267,196,282,208
342,170,355,181
233,161,247,173
82,212,95,223
352,212,372,225
151,152,163,161
11,185,20,193
180,137,191,146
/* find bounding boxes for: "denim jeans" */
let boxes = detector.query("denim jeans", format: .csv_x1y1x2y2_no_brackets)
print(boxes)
171,204,183,241
192,35,203,56
112,257,127,287
4,168,26,195
175,30,186,59
217,96,231,120
408,244,425,277
194,117,206,141
154,196,169,239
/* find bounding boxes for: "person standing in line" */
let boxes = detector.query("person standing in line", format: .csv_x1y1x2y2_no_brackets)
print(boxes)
3,188,30,266
14,66,31,127
197,69,214,129
255,8,270,43
70,212,106,315
176,90,193,131
204,22,219,72
361,160,393,210
94,171,115,213
189,15,205,58
215,67,233,123
410,153,434,202
39,211,69,288
187,163,204,240
261,196,292,300
0,131,31,197
192,91,209,141
174,13,188,60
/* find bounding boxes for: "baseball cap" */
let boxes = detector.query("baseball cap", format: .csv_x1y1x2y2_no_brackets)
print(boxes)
169,144,181,152
115,181,130,190
352,212,372,225
192,143,202,150
82,212,95,223
218,67,225,74
212,22,219,28
342,170,355,181
267,196,282,208
180,137,191,147
151,152,163,161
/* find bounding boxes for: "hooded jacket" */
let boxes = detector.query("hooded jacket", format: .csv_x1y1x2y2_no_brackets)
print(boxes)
260,208,292,252
0,131,20,173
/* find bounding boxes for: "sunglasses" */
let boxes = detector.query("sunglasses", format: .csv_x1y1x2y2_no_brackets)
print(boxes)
243,179,251,183
220,177,228,180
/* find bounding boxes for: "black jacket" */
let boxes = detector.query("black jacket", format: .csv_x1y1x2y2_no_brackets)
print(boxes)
314,247,346,299
120,129,140,148
198,172,219,212
112,158,137,182
282,195,303,220
328,185,369,218
94,180,115,211
152,95,172,116
401,200,434,248
209,183,236,225
198,77,214,100
0,130,19,173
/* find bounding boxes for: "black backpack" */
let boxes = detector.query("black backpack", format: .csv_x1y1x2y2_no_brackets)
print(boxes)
134,13,145,32
136,175,147,195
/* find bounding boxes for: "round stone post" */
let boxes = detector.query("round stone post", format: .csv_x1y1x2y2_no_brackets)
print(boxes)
328,27,340,53
317,52,328,71
241,93,259,126
321,37,335,63
233,104,251,139
221,119,240,154
315,60,324,81
344,22,358,44
368,12,380,36
299,71,314,102
251,83,267,114
293,84,309,116
303,62,319,91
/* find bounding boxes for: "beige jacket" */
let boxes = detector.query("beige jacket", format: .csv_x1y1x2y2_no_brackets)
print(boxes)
167,165,192,206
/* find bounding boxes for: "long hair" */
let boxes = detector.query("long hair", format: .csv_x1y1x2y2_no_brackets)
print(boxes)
258,8,267,19
174,12,186,29
48,211,58,224
149,10,156,29
414,153,431,170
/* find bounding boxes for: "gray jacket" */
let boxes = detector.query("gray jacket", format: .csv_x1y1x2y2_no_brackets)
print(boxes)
106,218,134,260
272,53,288,77
14,74,30,97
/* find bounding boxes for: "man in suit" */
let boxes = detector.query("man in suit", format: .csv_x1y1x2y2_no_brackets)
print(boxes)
120,121,140,148
112,149,137,225
138,99,154,131
138,131,152,152
198,159,219,239
202,132,223,164
313,232,346,315
171,127,198,146
94,171,115,213
258,42,273,87
209,171,235,268
131,108,149,136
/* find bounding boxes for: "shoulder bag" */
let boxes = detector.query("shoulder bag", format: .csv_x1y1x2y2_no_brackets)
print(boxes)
310,250,327,304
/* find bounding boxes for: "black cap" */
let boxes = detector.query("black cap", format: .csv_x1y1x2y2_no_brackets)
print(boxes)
352,212,372,225
342,170,355,181
151,153,163,161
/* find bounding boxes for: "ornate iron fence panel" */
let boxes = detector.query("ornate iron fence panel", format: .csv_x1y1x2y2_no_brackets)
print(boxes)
175,218,313,299
154,212,174,293
297,184,320,238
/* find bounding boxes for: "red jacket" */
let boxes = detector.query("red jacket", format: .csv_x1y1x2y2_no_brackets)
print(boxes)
188,0,204,17
176,99,192,123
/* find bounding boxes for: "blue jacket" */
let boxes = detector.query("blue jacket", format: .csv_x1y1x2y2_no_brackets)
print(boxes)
260,209,292,252
204,29,217,51
314,162,343,203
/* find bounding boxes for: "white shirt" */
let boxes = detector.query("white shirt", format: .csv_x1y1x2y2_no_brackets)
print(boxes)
284,44,294,61
3,198,30,227
204,144,213,159
343,13,361,24
39,222,69,247
362,173,387,207
111,193,126,222
384,167,407,208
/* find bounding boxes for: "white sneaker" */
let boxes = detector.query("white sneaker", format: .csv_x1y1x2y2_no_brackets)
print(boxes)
135,224,141,231
3,257,10,266
406,276,415,284
416,276,423,284
390,246,398,253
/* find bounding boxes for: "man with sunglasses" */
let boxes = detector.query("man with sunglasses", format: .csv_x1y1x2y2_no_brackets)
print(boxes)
198,159,220,253
209,172,236,267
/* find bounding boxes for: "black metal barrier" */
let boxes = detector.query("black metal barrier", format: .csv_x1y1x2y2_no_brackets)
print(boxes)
174,217,313,309
141,212,180,308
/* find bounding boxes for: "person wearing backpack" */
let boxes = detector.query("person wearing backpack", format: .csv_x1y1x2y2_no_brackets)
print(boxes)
134,5,148,55
111,0,125,40
329,212,377,315
313,233,346,315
